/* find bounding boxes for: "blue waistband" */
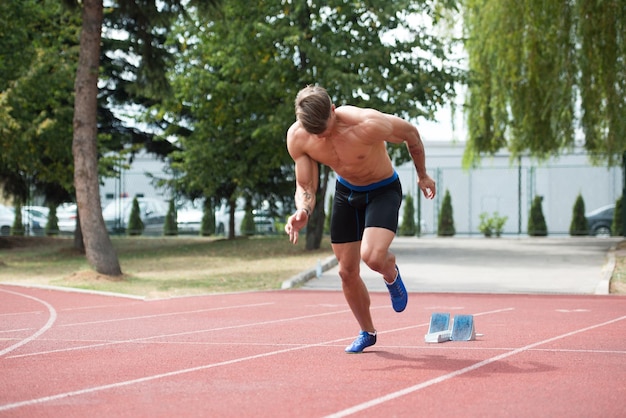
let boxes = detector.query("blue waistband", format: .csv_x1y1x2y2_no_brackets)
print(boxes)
337,171,399,192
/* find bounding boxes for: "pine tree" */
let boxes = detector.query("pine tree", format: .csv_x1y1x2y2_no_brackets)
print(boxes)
46,205,59,236
399,194,416,236
569,194,588,236
324,194,333,235
528,196,548,236
127,197,144,236
438,190,455,237
241,206,256,236
612,196,622,237
164,199,178,236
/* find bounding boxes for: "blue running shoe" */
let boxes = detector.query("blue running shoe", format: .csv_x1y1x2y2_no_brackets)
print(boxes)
386,265,407,312
345,331,377,353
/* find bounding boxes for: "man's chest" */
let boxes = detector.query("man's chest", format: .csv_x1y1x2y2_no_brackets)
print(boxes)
307,137,372,168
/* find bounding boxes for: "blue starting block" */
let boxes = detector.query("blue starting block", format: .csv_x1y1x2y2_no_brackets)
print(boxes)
425,313,479,343
450,314,476,341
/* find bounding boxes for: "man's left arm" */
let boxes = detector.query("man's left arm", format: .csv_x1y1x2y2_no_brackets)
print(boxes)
385,114,436,199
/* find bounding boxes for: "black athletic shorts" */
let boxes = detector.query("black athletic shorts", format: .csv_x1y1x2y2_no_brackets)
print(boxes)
330,172,403,244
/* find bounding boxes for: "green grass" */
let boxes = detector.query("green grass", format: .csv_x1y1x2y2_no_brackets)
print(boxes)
0,235,334,298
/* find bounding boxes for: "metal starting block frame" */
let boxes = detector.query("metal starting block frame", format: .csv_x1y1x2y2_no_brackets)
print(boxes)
424,313,479,343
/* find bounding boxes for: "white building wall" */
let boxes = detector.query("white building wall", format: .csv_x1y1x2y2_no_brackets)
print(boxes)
396,141,620,235
100,143,621,236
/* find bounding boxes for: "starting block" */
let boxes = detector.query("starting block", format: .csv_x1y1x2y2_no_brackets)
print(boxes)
450,314,476,341
424,313,479,343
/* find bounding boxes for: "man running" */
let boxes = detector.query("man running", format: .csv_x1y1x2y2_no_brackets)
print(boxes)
284,85,436,353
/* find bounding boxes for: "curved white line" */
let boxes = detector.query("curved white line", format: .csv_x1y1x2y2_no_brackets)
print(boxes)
0,288,57,357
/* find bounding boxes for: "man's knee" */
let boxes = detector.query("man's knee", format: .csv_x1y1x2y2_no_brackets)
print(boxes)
361,247,388,273
338,263,360,283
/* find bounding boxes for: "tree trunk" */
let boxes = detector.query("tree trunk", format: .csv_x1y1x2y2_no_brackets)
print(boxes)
73,211,85,253
306,164,331,250
228,198,236,240
72,0,122,276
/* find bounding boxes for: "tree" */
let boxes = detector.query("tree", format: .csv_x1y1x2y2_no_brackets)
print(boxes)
11,201,24,236
324,194,333,235
46,205,60,237
0,0,78,209
72,0,121,275
163,1,296,240
127,197,144,236
164,0,461,248
241,204,256,237
163,199,178,236
569,193,588,236
612,196,622,237
438,189,455,236
462,0,625,166
528,195,547,236
399,194,417,236
67,0,220,274
201,199,215,237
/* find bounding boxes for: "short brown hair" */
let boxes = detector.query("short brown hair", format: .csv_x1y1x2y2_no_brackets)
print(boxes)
294,85,332,135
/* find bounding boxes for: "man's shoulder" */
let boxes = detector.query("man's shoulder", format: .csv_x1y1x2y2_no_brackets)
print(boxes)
336,105,384,122
287,121,306,142
286,122,310,156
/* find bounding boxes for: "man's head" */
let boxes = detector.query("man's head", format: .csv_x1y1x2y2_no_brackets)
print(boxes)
295,85,332,135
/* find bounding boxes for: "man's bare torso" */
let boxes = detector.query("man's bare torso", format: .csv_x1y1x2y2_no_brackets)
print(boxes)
288,106,395,186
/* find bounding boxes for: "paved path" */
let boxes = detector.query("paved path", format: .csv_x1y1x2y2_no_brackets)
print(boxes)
301,237,620,295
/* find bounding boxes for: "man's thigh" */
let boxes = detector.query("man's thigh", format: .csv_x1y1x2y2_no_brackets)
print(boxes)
361,227,395,259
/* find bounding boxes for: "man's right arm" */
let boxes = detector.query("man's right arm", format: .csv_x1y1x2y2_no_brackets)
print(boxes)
285,127,319,243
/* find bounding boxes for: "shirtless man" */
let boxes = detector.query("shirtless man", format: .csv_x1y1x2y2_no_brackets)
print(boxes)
284,85,436,353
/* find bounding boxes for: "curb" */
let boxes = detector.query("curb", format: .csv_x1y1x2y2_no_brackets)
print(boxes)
281,255,338,289
595,245,616,295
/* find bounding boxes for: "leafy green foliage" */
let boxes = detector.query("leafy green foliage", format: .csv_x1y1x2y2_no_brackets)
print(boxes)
324,194,333,235
569,194,588,236
127,197,144,236
462,0,625,166
159,0,461,245
164,199,178,236
399,194,417,236
479,212,507,237
0,0,78,202
613,196,622,237
528,196,548,236
241,206,256,237
438,189,455,237
46,205,59,236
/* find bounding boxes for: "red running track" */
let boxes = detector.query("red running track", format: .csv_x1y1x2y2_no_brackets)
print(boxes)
1,284,625,417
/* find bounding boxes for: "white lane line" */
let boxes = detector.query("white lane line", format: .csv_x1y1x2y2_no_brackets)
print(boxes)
0,289,57,357
324,315,626,418
6,306,355,359
59,302,275,327
0,307,511,412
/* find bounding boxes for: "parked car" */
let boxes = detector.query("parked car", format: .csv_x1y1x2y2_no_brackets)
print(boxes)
176,202,204,233
0,204,47,236
586,204,615,237
56,203,78,234
102,197,168,235
215,200,276,236
22,206,48,236
0,205,14,236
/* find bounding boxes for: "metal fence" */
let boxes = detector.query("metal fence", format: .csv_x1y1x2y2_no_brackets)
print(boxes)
396,156,621,236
